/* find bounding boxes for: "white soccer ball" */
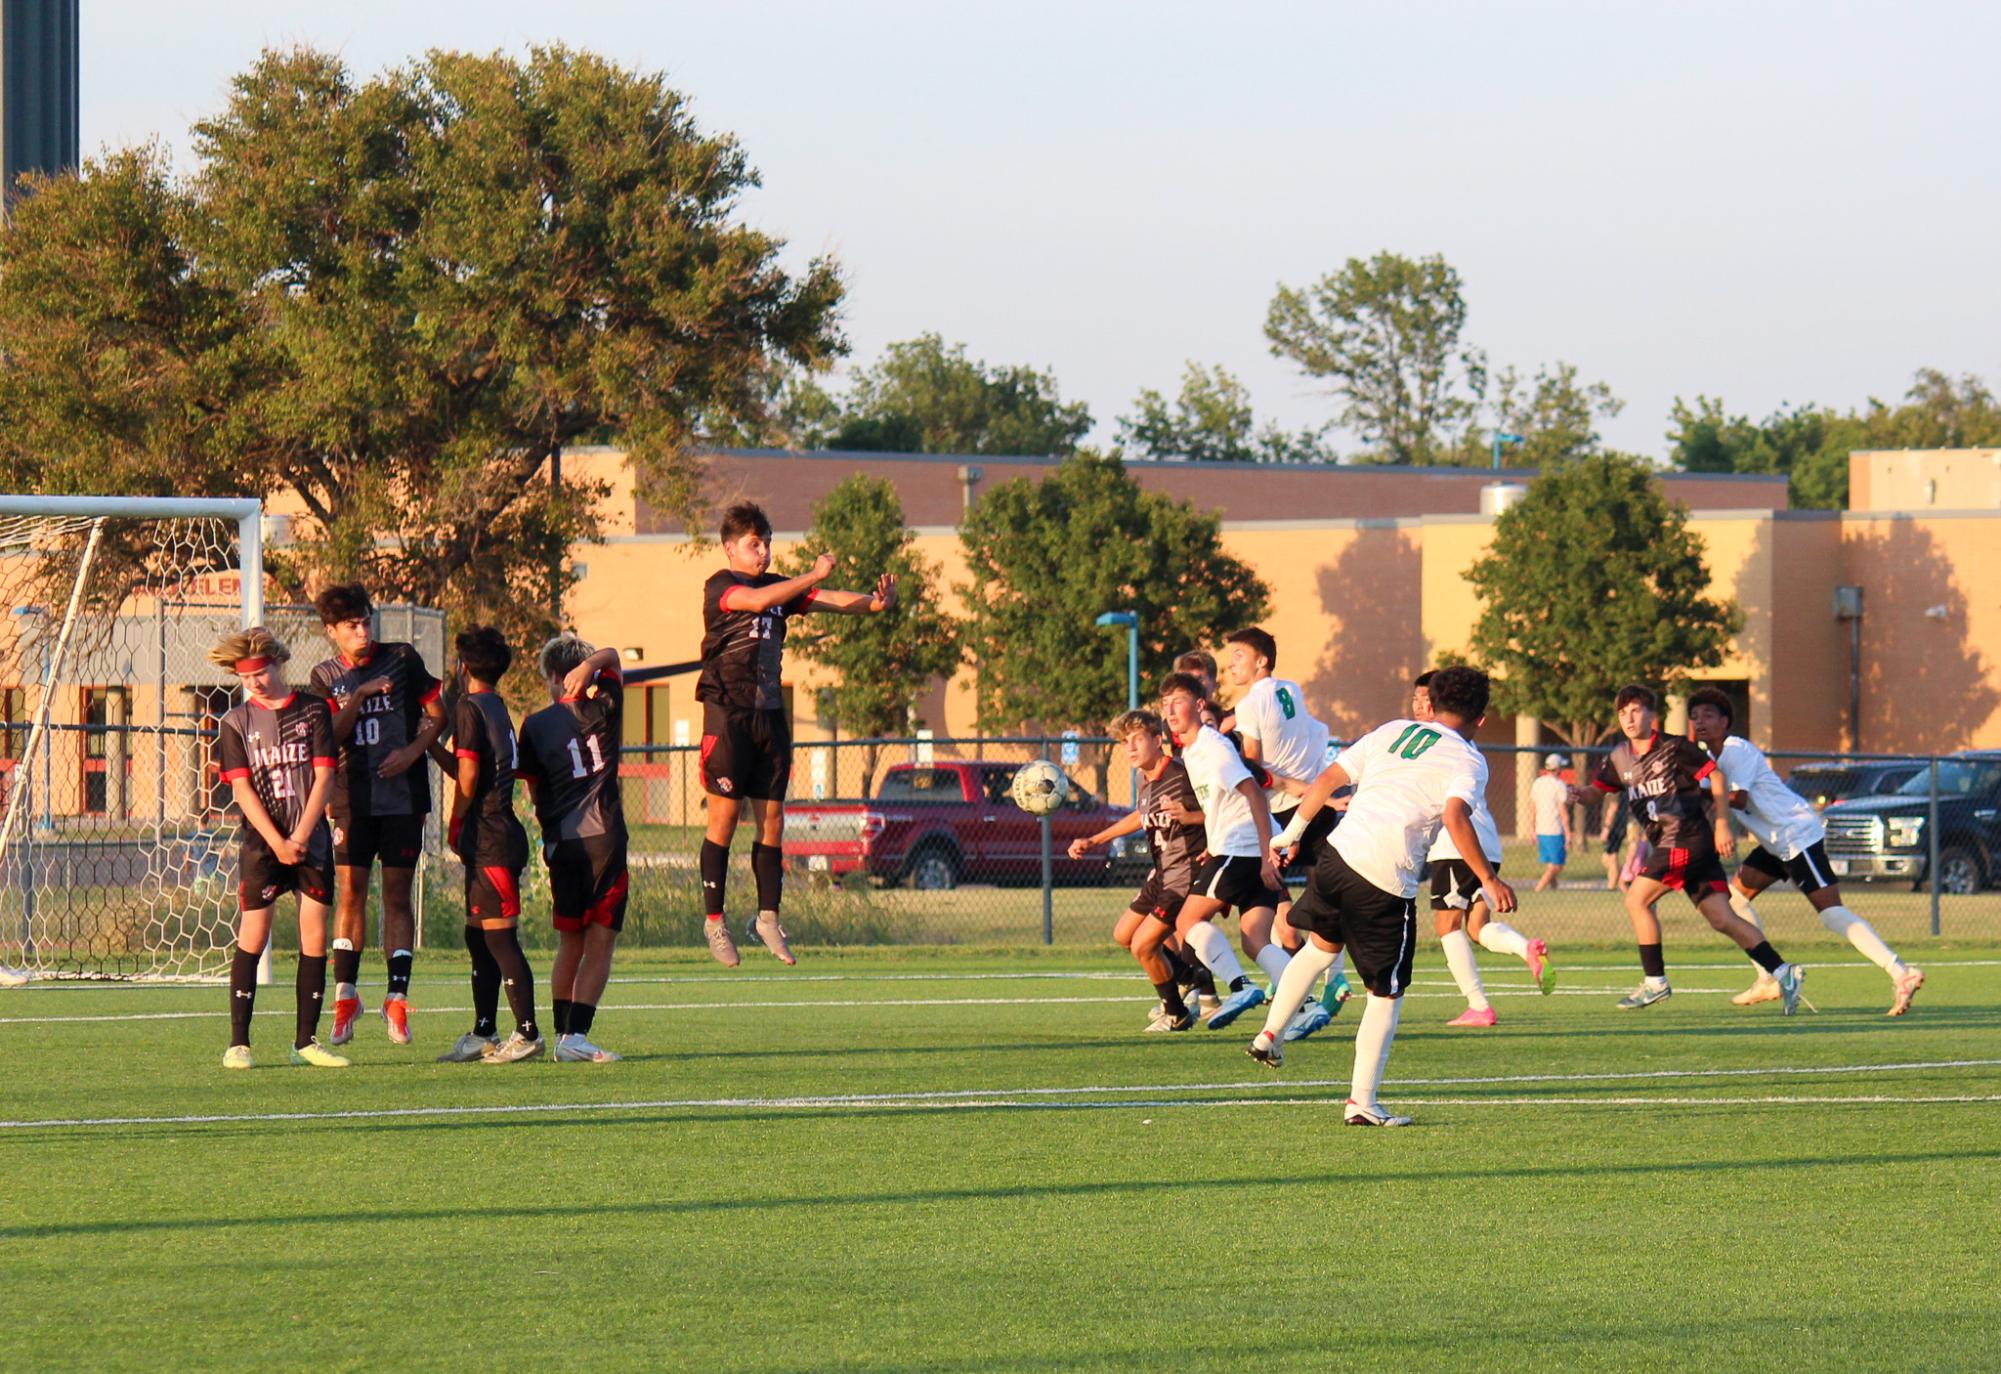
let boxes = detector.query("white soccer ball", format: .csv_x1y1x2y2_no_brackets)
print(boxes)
1010,759,1071,817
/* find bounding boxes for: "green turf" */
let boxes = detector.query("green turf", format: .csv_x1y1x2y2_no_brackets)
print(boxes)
4,941,1998,1372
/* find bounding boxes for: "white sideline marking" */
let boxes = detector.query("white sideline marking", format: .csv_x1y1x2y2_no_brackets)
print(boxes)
3,1058,1997,1131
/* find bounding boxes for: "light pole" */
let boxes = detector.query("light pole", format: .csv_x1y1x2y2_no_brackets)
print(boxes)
1096,610,1139,807
1491,431,1524,470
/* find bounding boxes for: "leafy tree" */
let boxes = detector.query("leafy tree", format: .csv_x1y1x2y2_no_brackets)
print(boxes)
0,45,843,653
1116,362,1333,464
1470,361,1623,468
1264,251,1486,465
777,475,962,795
1463,452,1743,747
957,451,1269,753
825,334,1091,456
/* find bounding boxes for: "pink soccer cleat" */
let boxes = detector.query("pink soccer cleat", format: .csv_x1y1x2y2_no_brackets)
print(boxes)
1525,938,1555,995
1447,1006,1498,1028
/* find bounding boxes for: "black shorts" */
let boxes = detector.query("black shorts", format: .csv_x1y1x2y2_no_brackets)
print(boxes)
1638,840,1729,904
331,812,426,870
700,703,793,802
1278,806,1340,876
1191,854,1286,914
1738,841,1838,896
465,861,525,922
1428,859,1502,912
1128,871,1192,927
239,829,335,911
1286,846,1418,998
546,835,629,932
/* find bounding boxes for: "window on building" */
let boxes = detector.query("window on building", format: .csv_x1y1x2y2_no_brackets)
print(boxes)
82,687,131,816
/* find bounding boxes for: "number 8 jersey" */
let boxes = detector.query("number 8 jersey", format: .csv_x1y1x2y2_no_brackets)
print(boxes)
517,667,627,844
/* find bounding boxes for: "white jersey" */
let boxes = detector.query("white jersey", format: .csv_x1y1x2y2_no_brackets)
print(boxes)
1178,724,1264,858
1717,735,1824,860
1234,676,1330,814
1330,718,1488,898
1530,773,1569,836
1426,779,1503,865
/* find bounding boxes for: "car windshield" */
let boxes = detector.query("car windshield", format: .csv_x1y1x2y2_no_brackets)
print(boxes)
1896,761,2001,798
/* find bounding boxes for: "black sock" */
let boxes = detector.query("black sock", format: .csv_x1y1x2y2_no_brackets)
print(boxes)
700,840,730,917
386,948,413,998
571,1001,597,1036
332,944,361,990
1152,979,1188,1017
1229,975,1250,993
483,927,539,1040
294,954,327,1049
1639,943,1667,979
1747,940,1785,974
553,998,573,1036
229,945,259,1047
464,925,501,1038
750,841,784,913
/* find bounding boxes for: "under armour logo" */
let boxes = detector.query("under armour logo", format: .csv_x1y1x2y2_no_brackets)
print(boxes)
235,990,252,999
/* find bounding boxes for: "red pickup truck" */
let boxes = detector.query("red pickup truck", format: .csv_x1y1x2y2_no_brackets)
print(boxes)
782,758,1150,890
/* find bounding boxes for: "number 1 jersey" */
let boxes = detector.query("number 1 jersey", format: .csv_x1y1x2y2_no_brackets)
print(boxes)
517,668,627,844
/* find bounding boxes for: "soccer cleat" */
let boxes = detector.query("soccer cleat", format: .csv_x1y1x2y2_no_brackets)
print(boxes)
289,1038,350,1068
1322,971,1354,1016
330,995,363,1045
751,911,797,966
437,1032,500,1063
1246,1030,1284,1069
1144,1002,1196,1033
554,1032,621,1063
222,1045,253,1070
381,996,413,1045
704,917,741,968
1344,1098,1413,1127
1447,1006,1498,1028
1732,974,1782,1007
1888,966,1926,1017
1616,980,1672,1010
1196,992,1223,1020
1525,939,1555,996
1283,1001,1333,1042
1205,982,1267,1030
1777,964,1810,1016
483,1031,546,1064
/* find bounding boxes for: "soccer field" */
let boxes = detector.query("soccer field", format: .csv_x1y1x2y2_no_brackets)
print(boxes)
6,945,2000,1373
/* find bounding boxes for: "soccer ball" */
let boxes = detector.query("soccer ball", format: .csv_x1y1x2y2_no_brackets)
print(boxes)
1010,759,1070,817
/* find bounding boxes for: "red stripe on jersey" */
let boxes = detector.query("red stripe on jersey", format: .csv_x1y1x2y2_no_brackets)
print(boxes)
483,866,522,919
1592,778,1619,792
1666,847,1689,889
798,588,820,607
220,768,250,782
419,680,443,707
1693,758,1716,783
311,757,335,768
718,585,750,613
454,748,480,760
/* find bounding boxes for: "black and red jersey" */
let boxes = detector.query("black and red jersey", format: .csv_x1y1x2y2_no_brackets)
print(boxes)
451,690,528,867
1137,758,1204,892
1593,732,1718,850
695,570,816,712
517,668,627,844
217,693,336,840
308,641,441,820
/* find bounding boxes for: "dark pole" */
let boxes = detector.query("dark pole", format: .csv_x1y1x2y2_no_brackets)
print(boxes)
1040,814,1054,945
1849,616,1861,752
549,444,563,626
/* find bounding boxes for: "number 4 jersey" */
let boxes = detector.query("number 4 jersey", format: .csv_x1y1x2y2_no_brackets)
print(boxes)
1327,716,1488,899
517,668,627,844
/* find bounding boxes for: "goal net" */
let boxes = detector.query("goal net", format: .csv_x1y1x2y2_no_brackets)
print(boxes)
0,496,285,981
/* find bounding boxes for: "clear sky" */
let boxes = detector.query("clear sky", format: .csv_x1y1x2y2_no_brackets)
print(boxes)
80,1,2001,461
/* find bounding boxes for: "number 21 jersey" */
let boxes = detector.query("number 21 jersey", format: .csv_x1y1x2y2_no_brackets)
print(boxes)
517,668,627,844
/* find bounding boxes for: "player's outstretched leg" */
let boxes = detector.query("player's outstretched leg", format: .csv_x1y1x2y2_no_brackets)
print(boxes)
1725,887,1782,1005
1799,884,1921,1015
1247,936,1337,1067
1471,912,1555,996
1181,907,1265,1029
1695,889,1807,1015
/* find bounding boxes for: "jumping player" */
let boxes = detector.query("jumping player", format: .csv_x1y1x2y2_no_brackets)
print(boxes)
1573,684,1805,1013
1068,709,1211,1031
695,501,897,968
1685,686,1924,1015
1410,671,1554,1026
436,627,543,1064
1246,666,1513,1126
517,635,629,1063
213,628,346,1069
309,584,446,1047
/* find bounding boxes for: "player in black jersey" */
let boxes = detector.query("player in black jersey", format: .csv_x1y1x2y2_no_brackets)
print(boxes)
211,628,347,1070
309,584,447,1047
1069,710,1215,1031
1572,684,1805,1013
436,626,542,1064
695,501,898,969
518,634,629,1063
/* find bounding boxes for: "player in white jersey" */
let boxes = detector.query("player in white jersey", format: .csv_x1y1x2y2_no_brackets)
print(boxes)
1411,672,1555,1026
1246,666,1517,1126
1225,627,1342,1040
1686,688,1924,1015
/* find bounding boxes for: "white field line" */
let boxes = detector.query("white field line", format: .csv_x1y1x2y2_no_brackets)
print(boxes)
3,1058,1998,1131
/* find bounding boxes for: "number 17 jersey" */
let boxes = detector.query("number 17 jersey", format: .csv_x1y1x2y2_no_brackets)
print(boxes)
516,669,627,844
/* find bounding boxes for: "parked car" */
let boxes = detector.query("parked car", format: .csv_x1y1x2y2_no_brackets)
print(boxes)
1819,752,2001,892
782,758,1151,890
1784,760,1926,811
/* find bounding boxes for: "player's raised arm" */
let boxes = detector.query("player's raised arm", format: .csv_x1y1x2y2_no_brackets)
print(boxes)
561,644,623,701
1068,807,1142,861
799,571,898,617
720,552,837,615
1270,758,1355,858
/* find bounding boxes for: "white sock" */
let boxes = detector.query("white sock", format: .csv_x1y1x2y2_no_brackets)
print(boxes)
1185,921,1249,990
1820,904,1904,975
1439,929,1489,1011
1329,949,1346,978
1253,942,1291,990
1728,890,1764,932
1349,994,1403,1110
1260,941,1335,1039
1475,921,1530,960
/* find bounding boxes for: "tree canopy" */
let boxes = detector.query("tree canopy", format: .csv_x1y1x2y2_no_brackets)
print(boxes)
1116,362,1332,464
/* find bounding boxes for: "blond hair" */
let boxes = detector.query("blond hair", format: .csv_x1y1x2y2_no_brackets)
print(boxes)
1110,708,1165,741
208,626,291,672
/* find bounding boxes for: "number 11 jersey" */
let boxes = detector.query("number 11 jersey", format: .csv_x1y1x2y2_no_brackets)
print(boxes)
517,668,627,844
